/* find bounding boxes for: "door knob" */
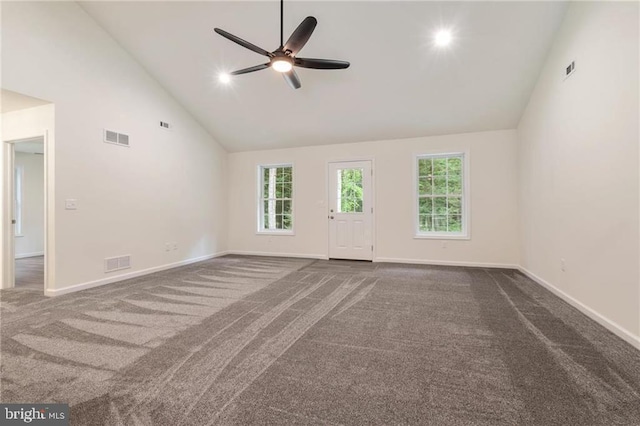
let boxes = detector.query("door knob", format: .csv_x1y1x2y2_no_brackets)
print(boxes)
329,216,334,219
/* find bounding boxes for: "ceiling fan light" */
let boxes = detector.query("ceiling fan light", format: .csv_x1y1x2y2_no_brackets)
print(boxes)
272,59,293,73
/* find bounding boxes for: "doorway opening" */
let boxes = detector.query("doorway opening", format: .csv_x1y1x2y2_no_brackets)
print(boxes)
1,89,54,293
12,138,45,289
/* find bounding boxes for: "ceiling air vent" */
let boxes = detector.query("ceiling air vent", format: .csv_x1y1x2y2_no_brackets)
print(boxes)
104,129,130,147
160,121,171,130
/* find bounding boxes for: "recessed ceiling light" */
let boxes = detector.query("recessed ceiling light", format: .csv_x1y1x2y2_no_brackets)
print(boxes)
219,73,231,84
434,29,452,47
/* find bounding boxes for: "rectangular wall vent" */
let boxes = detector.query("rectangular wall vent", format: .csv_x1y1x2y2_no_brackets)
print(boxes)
564,60,576,80
104,129,130,147
105,257,119,272
160,121,171,130
118,133,129,146
118,256,130,269
105,130,118,143
104,255,131,273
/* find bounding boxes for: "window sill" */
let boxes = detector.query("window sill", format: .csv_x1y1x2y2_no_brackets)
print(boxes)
414,233,470,240
256,231,295,236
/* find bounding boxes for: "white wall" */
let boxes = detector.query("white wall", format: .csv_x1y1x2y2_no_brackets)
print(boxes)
228,130,519,267
1,2,228,293
14,151,44,258
518,1,639,342
0,105,54,141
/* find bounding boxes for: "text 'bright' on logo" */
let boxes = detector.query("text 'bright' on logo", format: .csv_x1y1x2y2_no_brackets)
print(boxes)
1,404,69,425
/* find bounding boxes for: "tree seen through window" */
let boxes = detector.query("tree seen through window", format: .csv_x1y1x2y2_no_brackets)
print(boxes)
417,155,464,233
337,168,363,213
261,165,293,231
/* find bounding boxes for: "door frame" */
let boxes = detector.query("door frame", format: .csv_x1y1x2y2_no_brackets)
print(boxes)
2,131,52,292
326,157,376,261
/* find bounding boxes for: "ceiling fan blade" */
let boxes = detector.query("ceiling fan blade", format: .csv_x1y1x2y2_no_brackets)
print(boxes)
230,63,270,75
282,69,302,90
294,58,350,70
284,16,317,55
214,28,272,57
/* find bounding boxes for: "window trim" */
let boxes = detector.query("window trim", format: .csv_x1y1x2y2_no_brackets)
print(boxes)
14,165,24,237
413,151,470,240
256,162,295,236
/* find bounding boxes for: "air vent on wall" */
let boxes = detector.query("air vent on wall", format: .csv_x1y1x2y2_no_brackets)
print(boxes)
104,255,131,273
564,60,576,80
118,256,130,269
105,130,118,143
105,257,119,272
104,129,130,147
160,121,171,130
118,133,129,146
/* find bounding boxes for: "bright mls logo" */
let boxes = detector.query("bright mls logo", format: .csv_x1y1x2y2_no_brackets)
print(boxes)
0,404,68,425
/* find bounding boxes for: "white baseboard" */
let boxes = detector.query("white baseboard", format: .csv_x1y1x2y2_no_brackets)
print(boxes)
375,256,518,269
228,252,514,268
227,250,328,260
44,251,229,297
518,267,640,351
15,251,44,259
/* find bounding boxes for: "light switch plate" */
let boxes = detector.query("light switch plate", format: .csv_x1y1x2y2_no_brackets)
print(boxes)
65,199,78,210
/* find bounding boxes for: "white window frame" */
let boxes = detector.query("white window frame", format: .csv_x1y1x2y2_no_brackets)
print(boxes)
256,163,295,235
413,152,470,240
14,165,24,237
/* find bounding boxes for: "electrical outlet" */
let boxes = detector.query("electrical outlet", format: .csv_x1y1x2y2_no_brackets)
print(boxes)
65,199,78,210
165,243,171,252
172,242,178,251
560,258,566,272
441,241,448,249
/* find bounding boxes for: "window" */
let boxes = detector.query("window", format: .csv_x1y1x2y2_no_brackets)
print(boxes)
336,168,363,213
415,153,468,238
258,164,293,233
14,166,23,236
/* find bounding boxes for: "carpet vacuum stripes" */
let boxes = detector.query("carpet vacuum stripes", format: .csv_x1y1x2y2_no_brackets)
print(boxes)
1,255,639,425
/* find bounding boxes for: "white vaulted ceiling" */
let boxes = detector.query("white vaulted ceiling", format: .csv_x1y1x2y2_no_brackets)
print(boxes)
79,1,567,152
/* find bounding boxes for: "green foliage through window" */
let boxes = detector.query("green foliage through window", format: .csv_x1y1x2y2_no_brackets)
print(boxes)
337,168,363,213
417,155,464,234
260,165,293,231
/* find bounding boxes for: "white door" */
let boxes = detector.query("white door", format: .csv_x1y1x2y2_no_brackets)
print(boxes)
328,160,373,260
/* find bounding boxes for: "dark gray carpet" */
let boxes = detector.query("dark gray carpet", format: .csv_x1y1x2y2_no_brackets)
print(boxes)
1,255,639,425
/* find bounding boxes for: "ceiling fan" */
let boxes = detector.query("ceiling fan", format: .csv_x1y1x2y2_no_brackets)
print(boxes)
214,0,350,90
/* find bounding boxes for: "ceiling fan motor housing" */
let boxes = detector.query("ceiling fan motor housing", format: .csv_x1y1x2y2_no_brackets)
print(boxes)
272,51,292,61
